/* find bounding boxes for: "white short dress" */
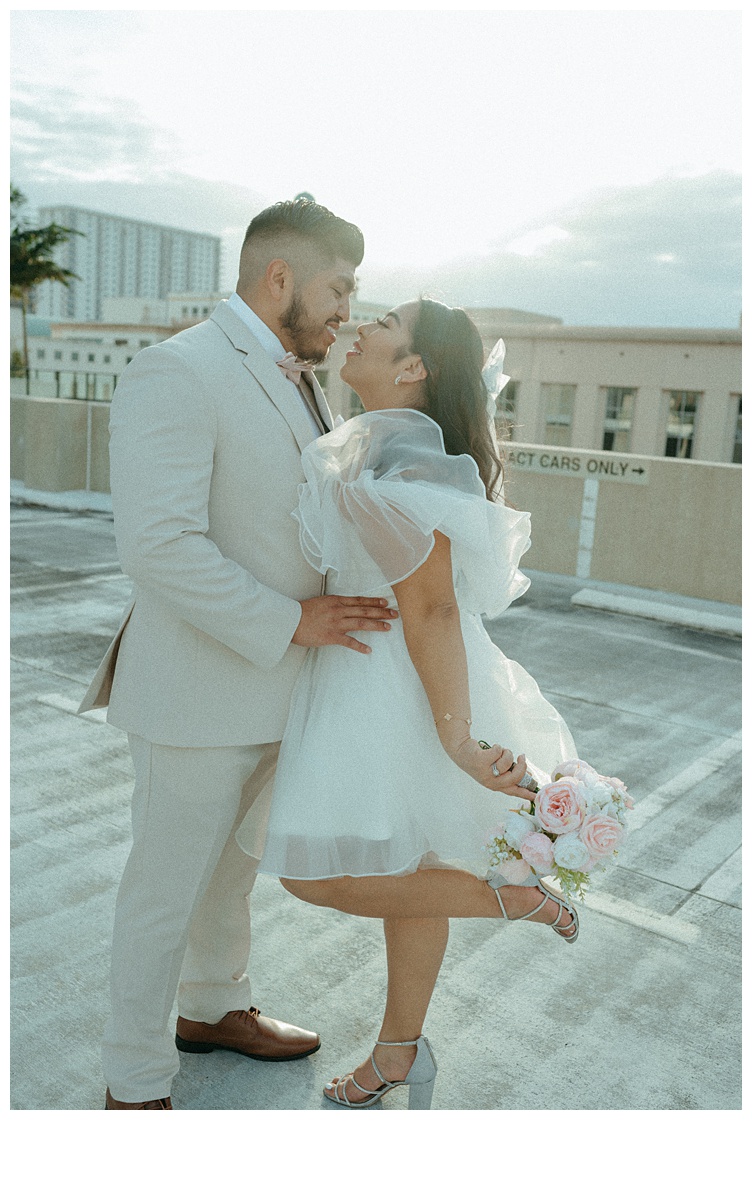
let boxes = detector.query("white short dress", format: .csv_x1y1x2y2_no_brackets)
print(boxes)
237,408,577,881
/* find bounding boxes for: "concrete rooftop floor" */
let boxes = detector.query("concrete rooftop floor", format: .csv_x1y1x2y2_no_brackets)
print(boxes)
10,503,742,1111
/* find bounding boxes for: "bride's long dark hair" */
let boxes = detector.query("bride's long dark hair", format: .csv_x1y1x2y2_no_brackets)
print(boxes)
409,299,506,502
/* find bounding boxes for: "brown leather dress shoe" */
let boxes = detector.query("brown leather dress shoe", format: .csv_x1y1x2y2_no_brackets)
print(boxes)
175,1006,320,1062
105,1088,172,1109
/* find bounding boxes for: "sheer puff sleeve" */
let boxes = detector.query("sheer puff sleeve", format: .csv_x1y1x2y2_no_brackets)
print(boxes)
295,408,532,618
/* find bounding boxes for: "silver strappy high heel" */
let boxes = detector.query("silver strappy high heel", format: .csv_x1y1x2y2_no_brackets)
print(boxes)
323,1035,437,1109
488,873,579,943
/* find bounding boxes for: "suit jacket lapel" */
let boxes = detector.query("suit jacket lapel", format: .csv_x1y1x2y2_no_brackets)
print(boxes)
210,301,319,453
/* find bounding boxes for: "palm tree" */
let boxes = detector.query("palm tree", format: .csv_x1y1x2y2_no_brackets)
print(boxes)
10,186,82,393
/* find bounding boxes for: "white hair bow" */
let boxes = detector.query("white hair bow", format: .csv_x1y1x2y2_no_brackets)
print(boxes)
481,339,511,417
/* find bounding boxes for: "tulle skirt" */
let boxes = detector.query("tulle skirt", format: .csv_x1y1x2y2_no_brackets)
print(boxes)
237,611,577,881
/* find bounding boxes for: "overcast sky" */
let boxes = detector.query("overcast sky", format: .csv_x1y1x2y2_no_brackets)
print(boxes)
9,6,742,326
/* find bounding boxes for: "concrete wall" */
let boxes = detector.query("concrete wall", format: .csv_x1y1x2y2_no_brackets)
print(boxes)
505,443,741,605
10,397,741,605
11,396,110,494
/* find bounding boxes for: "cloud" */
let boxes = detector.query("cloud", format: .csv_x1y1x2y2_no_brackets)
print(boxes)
359,172,741,327
11,84,175,183
506,225,571,258
10,83,266,276
10,86,741,324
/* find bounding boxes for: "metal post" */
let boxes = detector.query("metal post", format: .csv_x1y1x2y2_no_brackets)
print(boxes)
85,400,92,493
576,477,599,579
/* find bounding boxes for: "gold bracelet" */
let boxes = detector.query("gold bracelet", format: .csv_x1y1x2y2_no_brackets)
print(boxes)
435,713,472,727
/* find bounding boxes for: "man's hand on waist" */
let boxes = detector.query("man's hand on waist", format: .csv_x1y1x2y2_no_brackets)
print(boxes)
292,595,399,654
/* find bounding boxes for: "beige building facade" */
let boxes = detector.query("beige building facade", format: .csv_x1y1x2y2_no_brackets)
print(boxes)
12,299,741,463
320,314,742,465
10,294,231,401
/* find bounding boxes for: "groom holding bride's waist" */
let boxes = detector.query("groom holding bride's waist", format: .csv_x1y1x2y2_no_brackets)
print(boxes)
79,199,397,1110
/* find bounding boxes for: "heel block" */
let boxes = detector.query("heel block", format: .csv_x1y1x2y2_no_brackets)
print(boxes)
175,1035,216,1054
407,1078,436,1110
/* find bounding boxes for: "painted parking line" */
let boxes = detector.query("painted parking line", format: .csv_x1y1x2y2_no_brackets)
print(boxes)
625,734,741,832
9,516,86,527
498,609,740,663
583,891,699,946
574,732,741,944
11,573,124,596
36,693,107,723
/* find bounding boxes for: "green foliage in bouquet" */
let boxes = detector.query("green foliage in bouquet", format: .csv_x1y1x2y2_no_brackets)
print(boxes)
554,868,590,902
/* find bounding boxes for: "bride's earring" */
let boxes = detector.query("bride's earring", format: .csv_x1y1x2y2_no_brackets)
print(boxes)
394,375,402,385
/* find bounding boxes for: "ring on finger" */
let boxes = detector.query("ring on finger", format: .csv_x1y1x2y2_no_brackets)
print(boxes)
491,763,500,777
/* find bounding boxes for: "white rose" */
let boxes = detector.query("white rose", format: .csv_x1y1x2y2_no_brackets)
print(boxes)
573,766,600,788
502,810,537,851
603,776,635,808
553,833,593,871
580,780,614,810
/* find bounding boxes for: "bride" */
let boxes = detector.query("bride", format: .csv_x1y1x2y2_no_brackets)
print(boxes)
237,298,580,1109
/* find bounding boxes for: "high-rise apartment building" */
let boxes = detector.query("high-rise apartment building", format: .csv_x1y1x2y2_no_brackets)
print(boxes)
34,206,221,322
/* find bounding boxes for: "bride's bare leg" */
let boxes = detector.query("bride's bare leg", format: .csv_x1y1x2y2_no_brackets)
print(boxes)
282,868,573,931
324,917,449,1104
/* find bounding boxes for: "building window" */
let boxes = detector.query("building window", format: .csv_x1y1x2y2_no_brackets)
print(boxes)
71,352,79,362
103,354,111,364
664,390,701,458
540,382,576,446
54,351,62,361
115,339,127,346
732,394,741,464
36,349,45,360
348,389,364,419
88,354,95,363
182,306,189,315
139,339,149,348
601,387,637,451
202,307,209,314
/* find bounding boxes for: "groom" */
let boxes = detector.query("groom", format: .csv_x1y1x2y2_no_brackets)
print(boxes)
79,199,397,1109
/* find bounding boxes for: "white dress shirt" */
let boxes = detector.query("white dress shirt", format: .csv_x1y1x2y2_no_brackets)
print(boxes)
226,291,323,436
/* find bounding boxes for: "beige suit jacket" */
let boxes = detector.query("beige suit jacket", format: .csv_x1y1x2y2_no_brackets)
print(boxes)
78,301,332,746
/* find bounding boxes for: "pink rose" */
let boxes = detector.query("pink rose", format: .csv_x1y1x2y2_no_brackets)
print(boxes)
496,855,536,885
535,779,586,835
578,813,624,860
552,758,594,780
519,831,555,872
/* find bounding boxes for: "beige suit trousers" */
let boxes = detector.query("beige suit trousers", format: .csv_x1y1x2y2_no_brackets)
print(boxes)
102,736,279,1103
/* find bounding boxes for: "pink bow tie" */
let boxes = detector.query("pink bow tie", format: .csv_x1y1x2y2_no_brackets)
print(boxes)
276,352,314,386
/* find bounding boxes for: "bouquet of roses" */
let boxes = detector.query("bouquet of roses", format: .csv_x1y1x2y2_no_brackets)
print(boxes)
483,758,635,901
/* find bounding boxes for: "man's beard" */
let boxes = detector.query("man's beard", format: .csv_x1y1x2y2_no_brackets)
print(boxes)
280,291,330,365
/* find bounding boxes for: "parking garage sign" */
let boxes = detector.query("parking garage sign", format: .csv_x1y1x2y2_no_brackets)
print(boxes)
507,448,650,485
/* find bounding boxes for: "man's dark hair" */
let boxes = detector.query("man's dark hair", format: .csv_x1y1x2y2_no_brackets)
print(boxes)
243,199,364,267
